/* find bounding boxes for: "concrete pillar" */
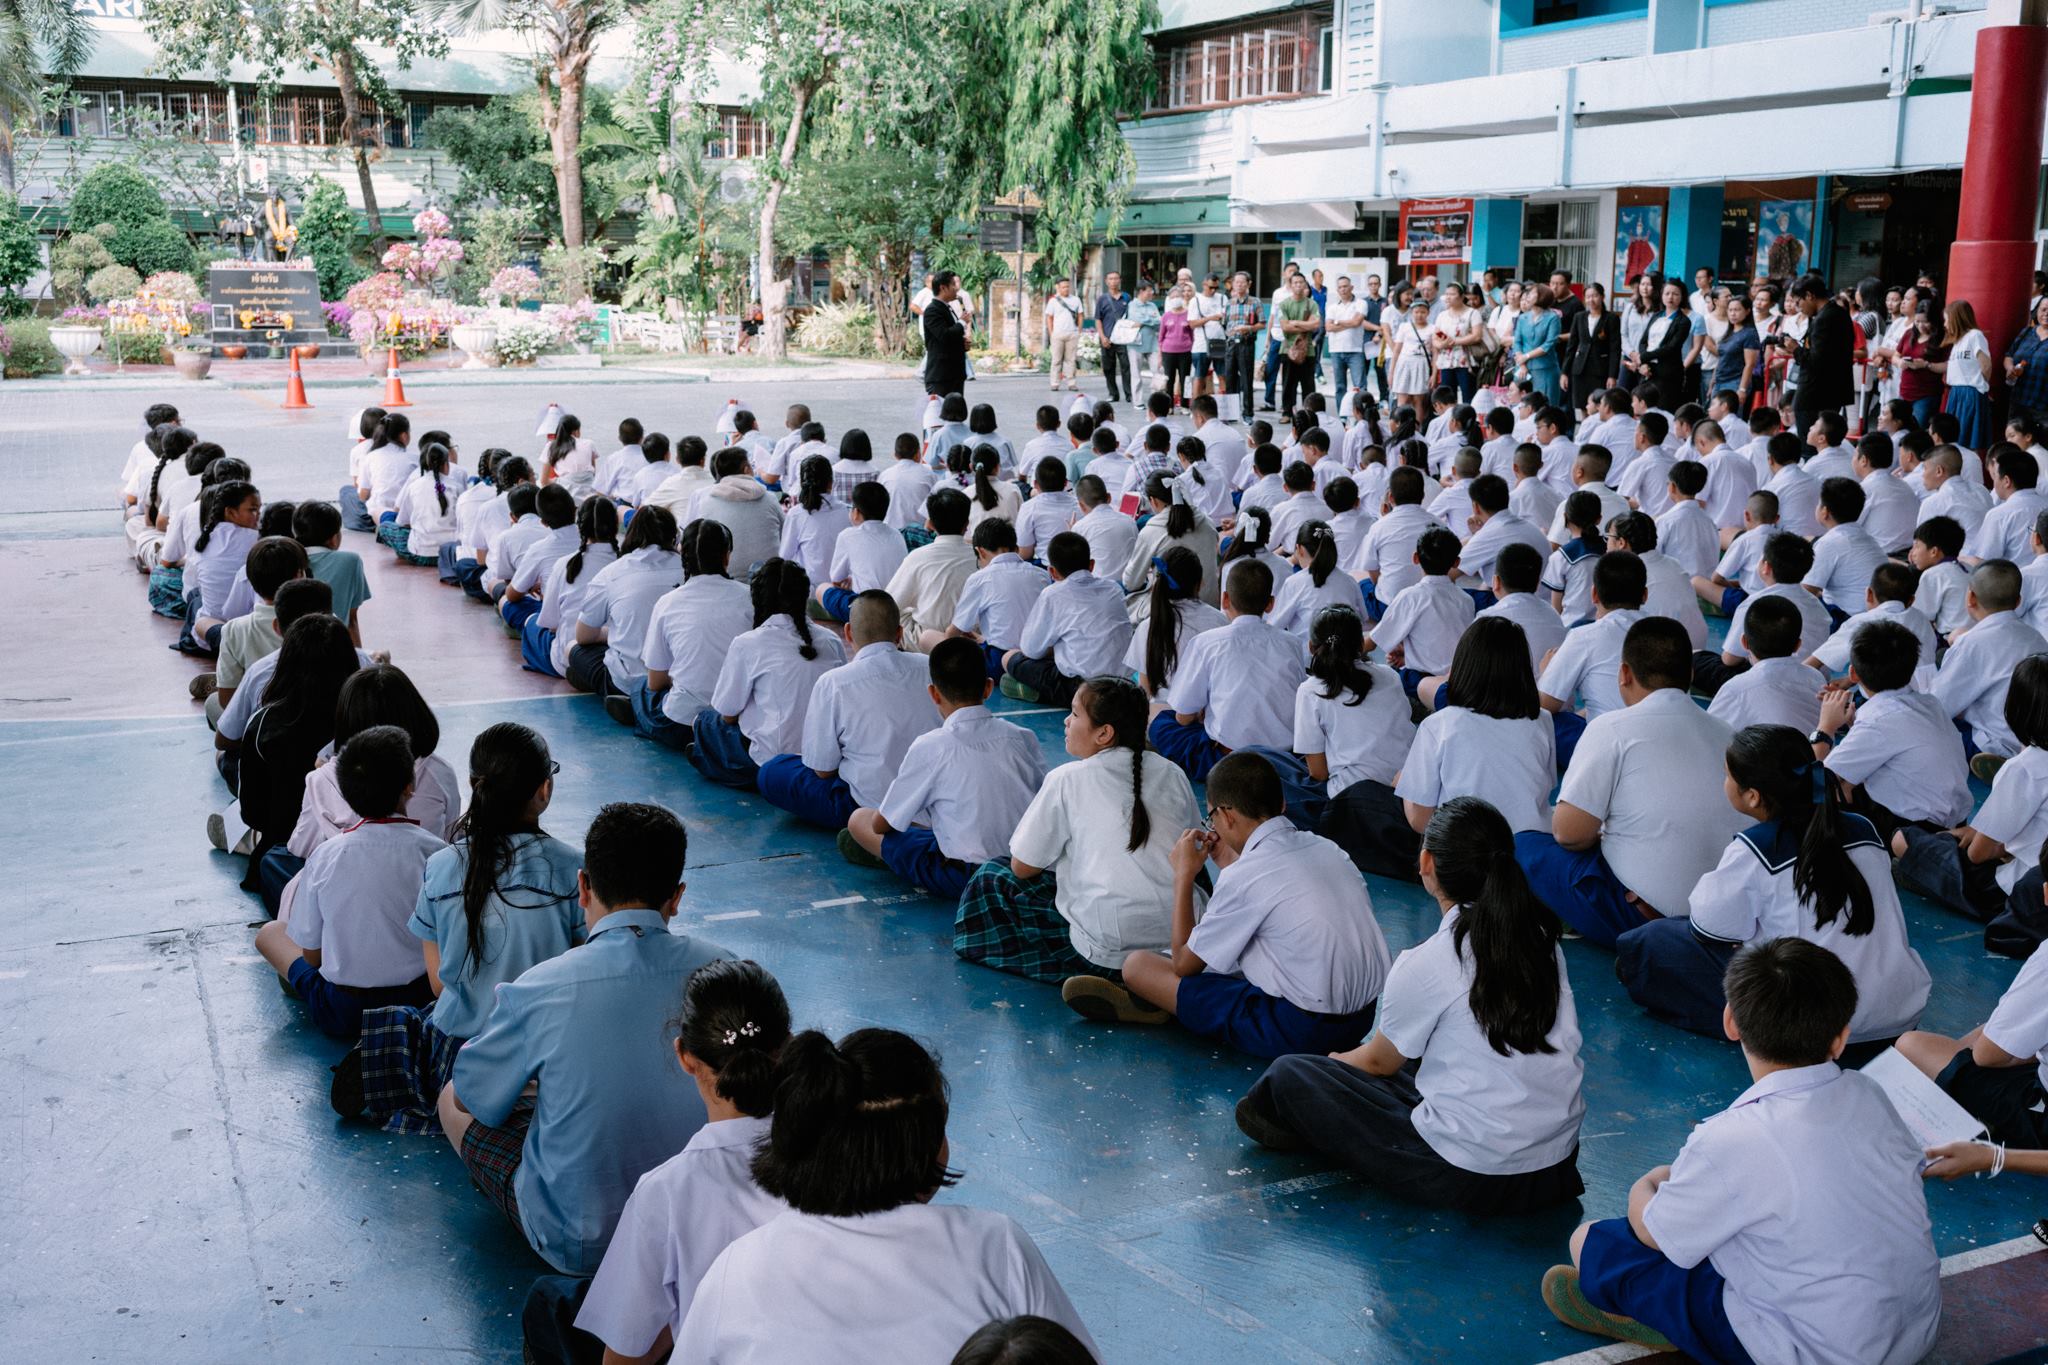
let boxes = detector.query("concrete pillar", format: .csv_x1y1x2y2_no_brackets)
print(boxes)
1647,0,1703,54
1665,185,1724,283
1948,24,2048,360
1470,199,1524,278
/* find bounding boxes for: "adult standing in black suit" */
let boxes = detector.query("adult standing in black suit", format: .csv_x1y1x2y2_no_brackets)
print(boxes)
922,271,968,398
1782,273,1854,440
1563,282,1622,415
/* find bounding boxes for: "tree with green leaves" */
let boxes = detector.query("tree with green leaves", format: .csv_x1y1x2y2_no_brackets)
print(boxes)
143,0,447,255
296,178,365,298
0,196,40,311
780,145,953,355
0,0,92,193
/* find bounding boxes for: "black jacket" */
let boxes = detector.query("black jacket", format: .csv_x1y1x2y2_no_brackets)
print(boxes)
1789,300,1855,408
1565,310,1621,393
1640,310,1691,393
921,295,968,397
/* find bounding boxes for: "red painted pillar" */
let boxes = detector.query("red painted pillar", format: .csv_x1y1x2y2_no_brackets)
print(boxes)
1948,24,2048,365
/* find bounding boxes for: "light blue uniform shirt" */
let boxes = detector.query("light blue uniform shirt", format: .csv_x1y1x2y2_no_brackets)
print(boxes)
408,833,586,1039
451,910,733,1275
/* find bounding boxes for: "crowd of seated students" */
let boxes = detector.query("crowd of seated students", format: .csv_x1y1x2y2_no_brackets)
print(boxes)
122,377,2048,1364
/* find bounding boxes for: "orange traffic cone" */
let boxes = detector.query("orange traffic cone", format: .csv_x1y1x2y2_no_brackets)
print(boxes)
282,347,313,410
381,344,411,408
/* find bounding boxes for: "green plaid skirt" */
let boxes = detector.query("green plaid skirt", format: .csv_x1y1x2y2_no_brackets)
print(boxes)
953,860,1116,984
147,565,186,618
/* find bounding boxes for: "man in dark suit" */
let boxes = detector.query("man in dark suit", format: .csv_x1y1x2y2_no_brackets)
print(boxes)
1783,274,1853,441
1095,271,1132,403
921,270,968,398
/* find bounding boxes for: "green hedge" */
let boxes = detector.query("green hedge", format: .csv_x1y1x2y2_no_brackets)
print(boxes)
2,319,62,378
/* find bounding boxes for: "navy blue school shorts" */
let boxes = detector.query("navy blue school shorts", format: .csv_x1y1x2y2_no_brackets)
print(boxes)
1578,1218,1753,1364
1937,1049,2048,1147
1175,972,1376,1060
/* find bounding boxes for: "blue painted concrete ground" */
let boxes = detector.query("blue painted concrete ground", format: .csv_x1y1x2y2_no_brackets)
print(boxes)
3,374,2040,1363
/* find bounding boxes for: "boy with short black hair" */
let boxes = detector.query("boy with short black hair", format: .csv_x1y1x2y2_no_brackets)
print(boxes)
290,500,371,642
946,518,1051,679
1653,461,1719,580
1703,594,1823,732
499,483,580,629
1908,514,1971,640
1803,477,1888,622
1695,488,1780,616
1509,441,1562,529
1617,411,1673,517
1933,558,2048,763
1546,939,1940,1365
1002,531,1134,705
1813,620,1972,843
1697,531,1831,697
817,481,906,622
593,417,648,499
1466,540,1566,683
1153,559,1307,782
1365,525,1474,697
1805,561,1937,684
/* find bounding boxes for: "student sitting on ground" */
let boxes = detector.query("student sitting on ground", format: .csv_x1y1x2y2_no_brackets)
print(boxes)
567,506,683,701
390,442,459,568
185,480,263,656
877,432,936,538
1268,521,1363,635
1617,411,1674,517
1365,526,1475,697
757,590,938,832
1536,551,1649,768
689,558,848,792
1151,560,1307,784
591,417,647,501
454,455,531,600
643,435,715,520
1125,547,1226,700
1014,458,1079,562
359,413,417,542
1897,905,2048,1155
890,489,978,649
1911,515,1974,642
252,726,444,1041
945,518,1050,681
1543,938,1940,1365
1351,466,1437,616
1326,615,1553,884
673,1028,1096,1361
840,638,1046,901
479,484,545,604
1070,474,1137,586
1606,511,1706,650
1519,618,1746,949
1804,477,1890,624
1454,474,1549,604
1060,751,1391,1061
211,580,356,796
338,723,583,1133
1895,654,2048,924
560,961,793,1365
231,615,364,886
1814,620,1972,846
778,456,853,585
1805,561,1938,687
1703,595,1825,733
956,676,1199,985
1447,541,1564,690
1931,558,2048,768
1269,460,1325,554
1694,531,1831,698
618,431,676,508
1651,460,1719,581
1121,474,1221,612
689,447,784,580
1001,532,1133,706
1693,489,1779,618
1237,796,1586,1215
620,521,758,751
521,496,618,679
1616,724,1930,1050
816,482,907,624
1540,492,1606,624
203,535,308,723
438,802,734,1277
499,484,580,631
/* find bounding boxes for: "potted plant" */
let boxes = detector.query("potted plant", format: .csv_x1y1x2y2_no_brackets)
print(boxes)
171,336,212,381
450,307,498,370
48,320,102,375
491,314,554,367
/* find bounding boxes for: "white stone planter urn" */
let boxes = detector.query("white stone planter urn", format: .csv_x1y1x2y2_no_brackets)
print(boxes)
49,324,102,375
451,320,499,370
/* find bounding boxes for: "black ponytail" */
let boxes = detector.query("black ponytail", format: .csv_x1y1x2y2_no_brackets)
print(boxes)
565,495,619,585
1147,471,1193,539
1306,603,1374,705
370,412,411,451
673,959,793,1117
1297,519,1338,587
451,722,556,977
1144,545,1203,693
679,517,733,579
1726,725,1873,935
194,479,256,554
1220,504,1270,563
545,413,581,470
797,454,832,514
1076,677,1153,851
144,424,198,525
418,442,452,516
1424,796,1564,1055
752,557,817,659
971,444,1001,511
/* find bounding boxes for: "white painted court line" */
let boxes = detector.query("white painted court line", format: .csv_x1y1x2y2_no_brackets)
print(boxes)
1539,1344,1657,1365
0,723,201,747
702,910,762,923
0,969,28,980
810,894,868,908
221,955,263,965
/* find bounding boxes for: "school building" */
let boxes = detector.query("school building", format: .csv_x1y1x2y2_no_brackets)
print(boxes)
1103,0,2015,296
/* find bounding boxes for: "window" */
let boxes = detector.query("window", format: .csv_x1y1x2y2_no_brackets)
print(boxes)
1520,199,1599,285
706,110,770,160
1149,8,1333,114
1113,234,1191,289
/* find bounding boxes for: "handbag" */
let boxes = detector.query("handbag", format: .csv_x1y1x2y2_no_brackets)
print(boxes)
1109,318,1141,347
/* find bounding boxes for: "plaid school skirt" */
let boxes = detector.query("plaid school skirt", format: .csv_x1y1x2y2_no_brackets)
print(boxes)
901,525,936,551
376,520,412,557
358,1004,465,1136
953,860,1116,984
460,1100,534,1227
147,565,186,618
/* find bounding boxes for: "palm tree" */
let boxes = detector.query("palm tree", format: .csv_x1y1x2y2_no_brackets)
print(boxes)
0,0,93,192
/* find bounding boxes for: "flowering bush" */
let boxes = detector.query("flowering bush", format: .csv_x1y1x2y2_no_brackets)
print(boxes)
413,207,452,239
491,314,557,364
344,272,406,314
384,208,464,287
482,265,542,308
58,303,109,323
141,271,201,304
348,294,461,360
323,301,354,336
555,297,598,342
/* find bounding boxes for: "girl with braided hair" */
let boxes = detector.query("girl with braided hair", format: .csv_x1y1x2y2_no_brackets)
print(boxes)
955,675,1201,985
687,556,846,790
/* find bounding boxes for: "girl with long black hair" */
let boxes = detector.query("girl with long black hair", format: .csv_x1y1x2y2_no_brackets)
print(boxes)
357,411,415,525
689,557,846,790
541,411,597,497
567,504,681,698
1268,520,1363,633
1125,545,1225,698
390,441,457,566
185,479,263,654
522,494,620,678
1238,796,1587,1215
1617,723,1931,1051
1119,473,1219,609
777,453,852,582
128,423,202,567
957,675,1201,984
234,615,364,888
339,722,585,1133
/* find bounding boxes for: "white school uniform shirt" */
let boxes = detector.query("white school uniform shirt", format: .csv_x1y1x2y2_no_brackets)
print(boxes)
1535,435,1577,495
1463,511,1555,585
591,443,642,499
544,437,599,499
951,553,1051,651
1920,474,1991,539
1084,452,1134,495
1762,463,1822,537
581,547,685,688
286,820,448,988
880,705,1046,863
2022,556,2048,637
1326,505,1374,568
361,443,416,516
827,520,907,593
1292,667,1414,796
1173,462,1235,529
645,466,714,518
1803,523,1889,613
1509,475,1562,531
1268,489,1326,554
1654,500,1723,579
1641,1062,1940,1365
1914,559,1972,638
1186,819,1391,1015
453,481,499,557
534,546,618,675
1985,944,2048,1093
1724,582,1834,662
1125,597,1228,698
677,1203,1096,1365
1559,689,1745,917
1166,615,1308,750
1195,423,1249,487
1809,599,1938,683
1968,486,2048,565
1713,523,1773,594
1350,503,1437,596
158,496,205,564
961,479,1023,535
1428,479,1476,537
799,643,939,806
395,475,459,555
619,461,670,505
1540,540,1601,625
1803,445,1854,485
287,752,462,859
1635,550,1705,649
1617,446,1675,517
1480,593,1567,679
1699,445,1760,530
1706,656,1825,732
1858,470,1920,553
643,574,755,723
1371,575,1475,676
1539,608,1641,718
1011,748,1202,967
1970,745,2048,893
1013,489,1079,554
483,514,547,592
1377,909,1585,1175
886,535,978,638
1544,483,1629,546
1398,707,1556,833
189,523,258,621
709,616,847,756
1477,434,1519,482
1269,564,1364,636
777,498,852,583
877,460,936,531
1934,609,2048,757
1017,430,1067,476
576,1115,784,1359
1238,472,1288,516
1018,571,1133,678
1824,687,1971,827
1353,461,1392,514
509,523,581,596
1070,505,1138,584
